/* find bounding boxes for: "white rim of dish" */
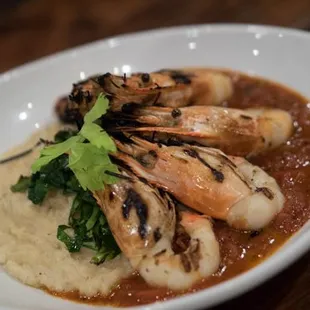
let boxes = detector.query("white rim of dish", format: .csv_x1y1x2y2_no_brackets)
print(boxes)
2,23,310,80
1,24,310,310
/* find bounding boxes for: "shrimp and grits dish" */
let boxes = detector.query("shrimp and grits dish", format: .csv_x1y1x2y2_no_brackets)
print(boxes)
0,68,309,307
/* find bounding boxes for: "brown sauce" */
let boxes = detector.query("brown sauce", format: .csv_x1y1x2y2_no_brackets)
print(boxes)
49,71,310,307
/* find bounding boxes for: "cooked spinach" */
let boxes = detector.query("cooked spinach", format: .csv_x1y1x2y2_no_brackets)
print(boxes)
28,176,49,204
25,154,79,204
11,129,120,264
10,175,31,192
54,129,78,143
57,225,85,253
63,191,120,264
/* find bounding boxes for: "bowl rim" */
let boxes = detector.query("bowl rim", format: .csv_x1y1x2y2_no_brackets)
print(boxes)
1,23,310,310
2,23,310,80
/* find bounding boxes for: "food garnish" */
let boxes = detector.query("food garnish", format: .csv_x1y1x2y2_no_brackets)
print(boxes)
32,93,118,191
11,93,121,264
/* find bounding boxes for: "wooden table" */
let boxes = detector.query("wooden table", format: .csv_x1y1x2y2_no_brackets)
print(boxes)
1,1,309,309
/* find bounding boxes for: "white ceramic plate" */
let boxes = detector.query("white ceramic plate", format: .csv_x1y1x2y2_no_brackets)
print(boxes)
1,24,310,310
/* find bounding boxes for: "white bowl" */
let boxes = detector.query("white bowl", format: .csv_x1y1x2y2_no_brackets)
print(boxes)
0,24,310,310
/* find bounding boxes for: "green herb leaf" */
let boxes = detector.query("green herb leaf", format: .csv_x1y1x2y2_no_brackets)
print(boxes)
79,190,97,204
86,206,100,231
68,193,93,227
91,240,120,265
57,225,86,253
68,143,118,191
64,175,81,193
28,174,49,204
30,93,118,192
91,248,111,265
15,101,121,263
64,188,120,264
84,93,109,124
26,155,80,204
39,155,69,188
82,241,97,251
31,136,84,173
80,123,116,152
31,154,58,174
10,175,31,192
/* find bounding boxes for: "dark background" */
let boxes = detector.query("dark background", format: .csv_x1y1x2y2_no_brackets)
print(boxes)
2,0,310,72
1,1,310,309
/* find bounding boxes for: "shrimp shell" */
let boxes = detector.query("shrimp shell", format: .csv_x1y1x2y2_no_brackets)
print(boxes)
138,212,220,290
61,68,233,122
112,136,284,230
95,171,220,290
94,170,176,268
113,105,293,157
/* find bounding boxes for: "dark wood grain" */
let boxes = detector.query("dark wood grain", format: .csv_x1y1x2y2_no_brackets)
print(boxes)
2,0,310,72
1,1,310,309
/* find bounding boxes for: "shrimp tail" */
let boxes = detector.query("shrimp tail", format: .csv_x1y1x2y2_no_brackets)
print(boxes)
138,212,220,290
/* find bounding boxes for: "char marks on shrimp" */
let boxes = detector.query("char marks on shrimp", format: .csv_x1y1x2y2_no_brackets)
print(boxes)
122,188,148,239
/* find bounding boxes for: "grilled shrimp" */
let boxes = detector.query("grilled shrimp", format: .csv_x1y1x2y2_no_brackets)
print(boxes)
226,156,284,229
137,211,220,290
114,106,293,156
129,69,233,108
95,171,220,290
67,74,103,122
94,170,176,269
62,69,233,120
113,136,284,230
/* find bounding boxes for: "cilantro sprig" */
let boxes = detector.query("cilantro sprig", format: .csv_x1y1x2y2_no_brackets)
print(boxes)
11,99,121,264
31,93,118,191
